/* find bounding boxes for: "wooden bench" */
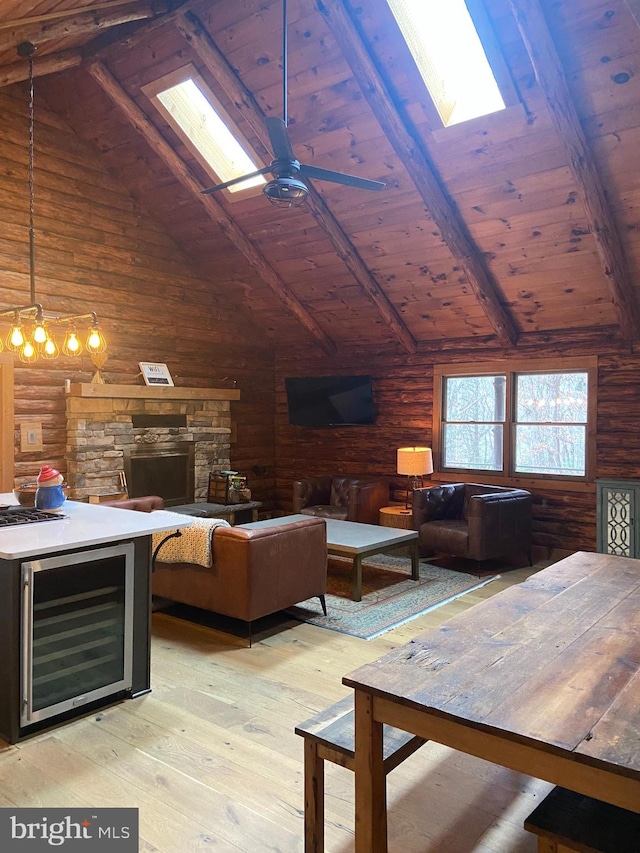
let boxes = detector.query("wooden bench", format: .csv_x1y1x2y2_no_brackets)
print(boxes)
295,693,425,852
524,786,640,852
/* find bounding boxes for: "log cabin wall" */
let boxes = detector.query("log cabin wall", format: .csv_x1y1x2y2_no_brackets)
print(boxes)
275,334,640,556
1,0,639,549
0,83,275,505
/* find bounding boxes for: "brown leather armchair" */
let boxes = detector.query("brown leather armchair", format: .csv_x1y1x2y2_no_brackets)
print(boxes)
292,476,389,525
412,483,532,566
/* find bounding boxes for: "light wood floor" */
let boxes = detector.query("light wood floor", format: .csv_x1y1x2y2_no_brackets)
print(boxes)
0,563,556,852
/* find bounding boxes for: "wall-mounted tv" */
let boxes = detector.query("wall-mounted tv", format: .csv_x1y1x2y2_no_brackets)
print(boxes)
285,375,375,427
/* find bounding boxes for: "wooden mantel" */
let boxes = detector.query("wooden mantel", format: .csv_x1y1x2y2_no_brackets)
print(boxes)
68,383,240,401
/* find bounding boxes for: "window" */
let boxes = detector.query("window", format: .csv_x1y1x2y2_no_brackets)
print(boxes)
434,359,596,482
142,66,265,197
386,0,515,127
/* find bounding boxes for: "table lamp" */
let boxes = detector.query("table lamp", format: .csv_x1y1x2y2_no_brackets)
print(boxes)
397,446,433,512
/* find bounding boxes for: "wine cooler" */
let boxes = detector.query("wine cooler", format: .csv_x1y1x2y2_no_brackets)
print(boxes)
21,542,135,727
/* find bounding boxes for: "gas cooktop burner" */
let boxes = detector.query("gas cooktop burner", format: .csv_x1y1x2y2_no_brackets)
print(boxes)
0,506,67,526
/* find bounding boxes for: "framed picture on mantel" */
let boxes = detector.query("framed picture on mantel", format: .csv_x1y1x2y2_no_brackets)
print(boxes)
139,362,174,386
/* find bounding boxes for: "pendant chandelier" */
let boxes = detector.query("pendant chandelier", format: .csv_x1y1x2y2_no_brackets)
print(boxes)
0,42,107,364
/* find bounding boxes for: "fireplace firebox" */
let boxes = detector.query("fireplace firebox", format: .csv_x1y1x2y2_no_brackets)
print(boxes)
124,443,195,507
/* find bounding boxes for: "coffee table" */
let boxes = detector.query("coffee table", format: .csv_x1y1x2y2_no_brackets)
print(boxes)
241,514,419,601
168,500,262,525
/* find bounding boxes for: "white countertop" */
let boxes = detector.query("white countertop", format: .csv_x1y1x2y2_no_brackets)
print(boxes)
0,495,193,560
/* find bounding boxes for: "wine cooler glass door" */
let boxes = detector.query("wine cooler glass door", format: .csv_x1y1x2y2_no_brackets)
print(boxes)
21,542,134,727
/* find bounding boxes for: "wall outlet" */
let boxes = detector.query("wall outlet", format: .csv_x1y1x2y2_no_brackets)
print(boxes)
20,421,43,453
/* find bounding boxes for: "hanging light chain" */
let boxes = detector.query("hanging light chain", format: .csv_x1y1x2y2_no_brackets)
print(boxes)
27,45,35,306
0,42,108,363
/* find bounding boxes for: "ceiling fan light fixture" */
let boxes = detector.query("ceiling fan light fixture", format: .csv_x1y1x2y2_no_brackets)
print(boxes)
201,0,383,204
263,176,308,208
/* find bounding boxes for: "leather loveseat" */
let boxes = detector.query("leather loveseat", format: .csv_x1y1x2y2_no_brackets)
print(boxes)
412,483,532,567
292,476,389,525
103,495,165,512
104,497,328,636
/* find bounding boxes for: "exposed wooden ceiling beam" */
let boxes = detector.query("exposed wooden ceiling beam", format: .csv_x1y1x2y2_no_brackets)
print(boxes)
93,0,197,55
0,49,82,88
0,0,153,31
176,10,417,354
316,0,519,348
0,1,168,54
174,12,271,153
509,0,640,341
625,0,640,27
86,59,337,357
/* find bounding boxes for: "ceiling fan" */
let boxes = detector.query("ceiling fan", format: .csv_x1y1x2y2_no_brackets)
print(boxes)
200,0,385,207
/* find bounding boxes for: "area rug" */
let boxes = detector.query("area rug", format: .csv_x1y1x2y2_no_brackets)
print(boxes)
286,555,500,640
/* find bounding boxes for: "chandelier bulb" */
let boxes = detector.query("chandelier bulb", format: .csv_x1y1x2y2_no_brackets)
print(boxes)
7,324,25,351
62,328,83,357
86,326,107,354
19,338,38,364
42,334,59,359
33,322,47,345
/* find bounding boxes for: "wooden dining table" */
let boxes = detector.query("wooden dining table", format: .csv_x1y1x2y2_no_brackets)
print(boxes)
343,551,640,852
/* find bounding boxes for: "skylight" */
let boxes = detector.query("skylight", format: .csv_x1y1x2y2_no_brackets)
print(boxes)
387,0,506,127
155,76,265,193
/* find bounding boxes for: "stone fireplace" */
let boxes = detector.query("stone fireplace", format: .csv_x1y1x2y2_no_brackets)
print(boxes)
65,384,240,503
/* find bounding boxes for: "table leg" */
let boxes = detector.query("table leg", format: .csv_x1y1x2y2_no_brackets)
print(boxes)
410,539,420,580
352,554,363,602
303,739,324,853
354,690,387,853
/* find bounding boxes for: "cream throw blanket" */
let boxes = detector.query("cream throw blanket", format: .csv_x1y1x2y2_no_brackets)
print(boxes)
150,511,230,568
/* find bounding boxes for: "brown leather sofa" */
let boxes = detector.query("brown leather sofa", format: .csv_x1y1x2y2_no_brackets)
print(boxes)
103,495,165,512
292,476,389,525
104,497,328,638
412,483,532,566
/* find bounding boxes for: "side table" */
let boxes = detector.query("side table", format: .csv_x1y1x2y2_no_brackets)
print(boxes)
379,505,413,530
168,500,262,525
379,506,414,555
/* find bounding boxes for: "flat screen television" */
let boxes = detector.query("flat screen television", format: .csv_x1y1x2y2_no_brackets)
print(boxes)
285,375,375,427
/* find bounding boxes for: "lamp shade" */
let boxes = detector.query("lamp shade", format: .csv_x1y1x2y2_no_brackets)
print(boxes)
397,446,433,476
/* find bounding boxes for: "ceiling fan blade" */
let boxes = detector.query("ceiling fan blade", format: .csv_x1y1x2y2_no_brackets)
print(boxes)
201,166,273,194
266,116,296,160
300,164,385,191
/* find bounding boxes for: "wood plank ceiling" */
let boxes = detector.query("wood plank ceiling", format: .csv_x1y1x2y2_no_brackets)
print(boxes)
1,0,639,356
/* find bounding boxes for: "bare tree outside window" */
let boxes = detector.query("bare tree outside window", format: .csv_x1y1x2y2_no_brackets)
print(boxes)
443,375,505,470
515,372,587,476
440,367,590,479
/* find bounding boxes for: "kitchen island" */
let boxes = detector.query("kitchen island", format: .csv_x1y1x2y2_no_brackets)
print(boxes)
0,495,192,743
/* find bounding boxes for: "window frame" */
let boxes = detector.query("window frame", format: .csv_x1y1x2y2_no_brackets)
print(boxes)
433,357,597,486
142,65,266,202
386,0,520,131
